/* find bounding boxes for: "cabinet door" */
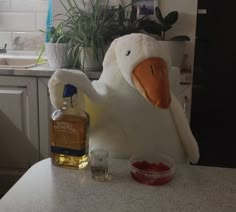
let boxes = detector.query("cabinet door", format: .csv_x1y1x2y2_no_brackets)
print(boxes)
0,76,39,169
38,77,53,159
177,86,192,123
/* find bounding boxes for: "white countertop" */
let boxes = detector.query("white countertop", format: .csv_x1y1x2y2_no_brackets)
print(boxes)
0,62,102,79
0,62,190,97
0,158,235,212
0,53,102,78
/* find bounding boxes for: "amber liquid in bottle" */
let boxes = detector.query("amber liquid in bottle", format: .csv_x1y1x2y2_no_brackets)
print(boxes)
51,86,90,169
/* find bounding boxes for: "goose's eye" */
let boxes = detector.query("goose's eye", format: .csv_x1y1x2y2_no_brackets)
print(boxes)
126,50,131,56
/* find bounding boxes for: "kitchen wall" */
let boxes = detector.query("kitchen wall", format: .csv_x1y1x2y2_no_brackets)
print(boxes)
0,0,48,52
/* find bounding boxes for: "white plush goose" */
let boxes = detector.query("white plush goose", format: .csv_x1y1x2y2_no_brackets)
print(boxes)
49,33,199,164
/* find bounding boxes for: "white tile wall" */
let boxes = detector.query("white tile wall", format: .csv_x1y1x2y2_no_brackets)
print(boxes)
0,13,36,31
11,0,48,12
0,0,10,11
37,12,47,31
0,0,48,52
0,32,12,48
12,32,44,51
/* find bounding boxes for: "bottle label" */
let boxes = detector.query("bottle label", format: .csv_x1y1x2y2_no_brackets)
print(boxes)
51,119,88,157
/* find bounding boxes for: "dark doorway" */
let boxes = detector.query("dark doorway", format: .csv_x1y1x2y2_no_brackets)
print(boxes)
191,0,236,168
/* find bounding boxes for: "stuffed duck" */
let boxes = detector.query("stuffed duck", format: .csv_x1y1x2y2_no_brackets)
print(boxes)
48,33,199,164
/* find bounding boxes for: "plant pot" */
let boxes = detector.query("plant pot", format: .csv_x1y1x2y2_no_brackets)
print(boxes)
79,47,103,72
159,41,187,67
45,43,69,68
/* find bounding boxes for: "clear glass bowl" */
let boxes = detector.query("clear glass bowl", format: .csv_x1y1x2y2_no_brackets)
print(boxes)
129,153,176,186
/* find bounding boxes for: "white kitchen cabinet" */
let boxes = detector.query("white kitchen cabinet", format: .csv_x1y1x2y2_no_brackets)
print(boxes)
38,77,53,159
0,75,52,193
0,76,39,171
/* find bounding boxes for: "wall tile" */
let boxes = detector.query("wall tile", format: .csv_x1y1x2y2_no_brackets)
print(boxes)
0,0,10,11
12,32,44,51
0,13,36,31
0,32,12,49
0,0,48,52
37,13,47,31
11,0,48,12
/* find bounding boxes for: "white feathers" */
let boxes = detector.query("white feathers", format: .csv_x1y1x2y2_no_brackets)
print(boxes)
169,92,200,163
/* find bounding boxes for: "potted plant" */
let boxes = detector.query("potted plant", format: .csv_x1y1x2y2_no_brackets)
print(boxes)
56,0,118,71
139,7,190,67
111,5,144,37
57,0,139,72
37,23,70,68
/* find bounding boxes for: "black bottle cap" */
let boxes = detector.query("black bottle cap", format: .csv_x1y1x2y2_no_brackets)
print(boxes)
63,84,77,97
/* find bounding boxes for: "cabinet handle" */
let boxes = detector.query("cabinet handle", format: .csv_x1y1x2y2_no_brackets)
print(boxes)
183,96,188,113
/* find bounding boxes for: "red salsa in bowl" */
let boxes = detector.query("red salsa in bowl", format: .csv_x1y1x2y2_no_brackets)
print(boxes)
129,154,176,185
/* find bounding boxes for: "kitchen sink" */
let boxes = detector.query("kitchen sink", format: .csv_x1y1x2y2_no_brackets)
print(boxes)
0,57,40,69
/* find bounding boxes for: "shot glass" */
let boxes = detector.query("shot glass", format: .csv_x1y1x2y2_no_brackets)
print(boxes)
90,149,110,181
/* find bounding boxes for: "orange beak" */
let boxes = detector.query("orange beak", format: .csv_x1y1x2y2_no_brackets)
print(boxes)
132,58,171,109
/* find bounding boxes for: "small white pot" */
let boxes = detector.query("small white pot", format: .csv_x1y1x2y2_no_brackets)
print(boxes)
159,41,187,67
45,43,69,68
80,47,103,72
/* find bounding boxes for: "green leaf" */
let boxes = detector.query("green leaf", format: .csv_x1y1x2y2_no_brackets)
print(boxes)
130,6,137,23
139,20,162,35
170,35,190,41
155,7,164,23
140,19,171,34
36,45,45,65
164,11,178,26
161,24,172,32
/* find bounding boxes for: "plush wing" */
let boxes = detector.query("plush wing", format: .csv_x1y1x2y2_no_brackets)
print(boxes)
48,72,64,109
48,69,104,109
169,91,200,163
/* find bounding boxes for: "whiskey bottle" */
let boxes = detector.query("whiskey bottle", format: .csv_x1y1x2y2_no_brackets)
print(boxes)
51,84,90,169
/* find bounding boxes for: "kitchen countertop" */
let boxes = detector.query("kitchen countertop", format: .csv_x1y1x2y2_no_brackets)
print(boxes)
0,55,191,95
0,62,102,79
0,158,235,212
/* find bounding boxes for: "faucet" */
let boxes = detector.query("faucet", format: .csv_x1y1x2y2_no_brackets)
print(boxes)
0,43,7,54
